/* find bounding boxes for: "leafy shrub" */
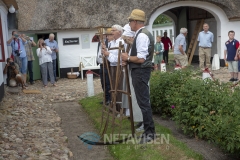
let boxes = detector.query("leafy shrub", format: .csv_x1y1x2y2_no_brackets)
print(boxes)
150,70,193,116
150,70,240,155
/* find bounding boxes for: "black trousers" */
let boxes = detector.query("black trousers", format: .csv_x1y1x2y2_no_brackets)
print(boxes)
131,67,155,137
163,50,169,64
99,64,111,102
28,61,33,83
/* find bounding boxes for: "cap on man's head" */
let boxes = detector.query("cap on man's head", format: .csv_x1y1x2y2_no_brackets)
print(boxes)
122,24,135,37
104,28,113,35
128,9,146,22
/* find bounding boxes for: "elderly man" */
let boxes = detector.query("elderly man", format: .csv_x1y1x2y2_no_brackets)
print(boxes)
174,28,188,68
7,31,28,87
198,23,214,70
23,34,36,85
121,23,144,132
45,33,59,81
122,9,155,144
102,24,125,112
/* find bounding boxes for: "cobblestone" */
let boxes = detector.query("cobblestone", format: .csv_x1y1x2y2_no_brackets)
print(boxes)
0,78,102,160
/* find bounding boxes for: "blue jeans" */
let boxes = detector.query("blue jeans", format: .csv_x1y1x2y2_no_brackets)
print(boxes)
41,62,55,85
28,61,33,83
99,64,111,102
19,56,28,74
48,59,57,81
52,59,57,80
131,67,155,137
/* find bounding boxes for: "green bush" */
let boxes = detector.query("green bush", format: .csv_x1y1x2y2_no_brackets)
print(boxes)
150,70,193,116
150,70,240,155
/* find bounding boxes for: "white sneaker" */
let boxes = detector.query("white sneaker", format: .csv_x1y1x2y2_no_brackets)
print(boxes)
135,124,144,132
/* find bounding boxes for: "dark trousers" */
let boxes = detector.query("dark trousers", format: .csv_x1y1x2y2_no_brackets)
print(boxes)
163,50,169,64
131,67,155,137
48,59,57,81
99,64,111,102
28,61,33,83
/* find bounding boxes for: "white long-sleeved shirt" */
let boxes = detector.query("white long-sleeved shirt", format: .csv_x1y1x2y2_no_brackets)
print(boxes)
128,27,150,59
36,46,52,65
107,37,125,66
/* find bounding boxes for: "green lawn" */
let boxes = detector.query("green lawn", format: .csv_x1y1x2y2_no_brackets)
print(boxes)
79,95,203,160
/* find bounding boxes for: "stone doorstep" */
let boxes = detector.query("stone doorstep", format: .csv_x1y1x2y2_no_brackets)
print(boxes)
6,87,20,94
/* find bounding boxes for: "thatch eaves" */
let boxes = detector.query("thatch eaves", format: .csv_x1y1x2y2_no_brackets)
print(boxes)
15,0,240,31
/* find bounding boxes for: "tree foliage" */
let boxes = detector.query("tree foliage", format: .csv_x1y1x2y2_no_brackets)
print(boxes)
153,14,172,24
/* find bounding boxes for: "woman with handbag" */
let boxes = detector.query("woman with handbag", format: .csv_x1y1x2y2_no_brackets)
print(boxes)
37,38,57,88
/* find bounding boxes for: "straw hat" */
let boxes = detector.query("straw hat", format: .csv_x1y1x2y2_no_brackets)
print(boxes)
122,24,135,37
128,9,146,22
104,28,113,35
95,28,112,35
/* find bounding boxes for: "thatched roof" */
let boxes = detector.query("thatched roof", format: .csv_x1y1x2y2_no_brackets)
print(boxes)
16,0,240,31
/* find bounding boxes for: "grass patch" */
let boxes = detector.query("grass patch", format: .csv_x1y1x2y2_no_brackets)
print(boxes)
79,94,203,160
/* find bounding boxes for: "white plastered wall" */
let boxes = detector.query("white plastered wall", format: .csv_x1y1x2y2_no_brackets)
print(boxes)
57,30,98,68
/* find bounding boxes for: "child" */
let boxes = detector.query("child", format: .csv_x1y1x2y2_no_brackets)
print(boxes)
154,36,164,71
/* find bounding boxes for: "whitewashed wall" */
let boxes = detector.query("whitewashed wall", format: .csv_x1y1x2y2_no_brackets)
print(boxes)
152,25,175,44
57,30,98,68
0,6,9,84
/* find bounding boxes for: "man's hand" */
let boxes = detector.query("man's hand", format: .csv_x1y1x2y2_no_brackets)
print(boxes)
102,50,109,56
122,61,128,66
121,52,129,61
155,52,159,55
224,56,226,61
234,56,238,61
6,63,10,67
11,65,16,70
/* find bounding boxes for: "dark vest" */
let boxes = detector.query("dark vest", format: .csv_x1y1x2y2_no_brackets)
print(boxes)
129,28,154,69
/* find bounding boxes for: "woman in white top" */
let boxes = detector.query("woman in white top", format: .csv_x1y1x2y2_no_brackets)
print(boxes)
37,38,57,87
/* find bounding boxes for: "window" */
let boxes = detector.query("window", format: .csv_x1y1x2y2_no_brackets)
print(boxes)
156,30,159,36
160,30,163,36
152,31,155,38
0,16,5,62
164,30,167,34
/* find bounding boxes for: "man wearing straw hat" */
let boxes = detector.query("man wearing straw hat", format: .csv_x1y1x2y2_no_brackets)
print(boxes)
121,23,144,132
96,28,112,105
122,9,156,144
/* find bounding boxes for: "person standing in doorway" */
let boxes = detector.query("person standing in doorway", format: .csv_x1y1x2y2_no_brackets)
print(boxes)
161,31,172,64
198,23,214,71
23,34,37,85
224,30,239,82
45,33,59,81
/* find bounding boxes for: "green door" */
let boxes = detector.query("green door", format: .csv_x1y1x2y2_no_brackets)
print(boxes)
26,34,41,80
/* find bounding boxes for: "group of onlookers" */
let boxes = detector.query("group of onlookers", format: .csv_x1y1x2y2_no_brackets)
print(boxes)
4,32,59,89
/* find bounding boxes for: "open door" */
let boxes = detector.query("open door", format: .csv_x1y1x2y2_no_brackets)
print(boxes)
26,34,41,80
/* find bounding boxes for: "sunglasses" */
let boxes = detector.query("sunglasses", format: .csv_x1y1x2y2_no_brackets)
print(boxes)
129,19,135,23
